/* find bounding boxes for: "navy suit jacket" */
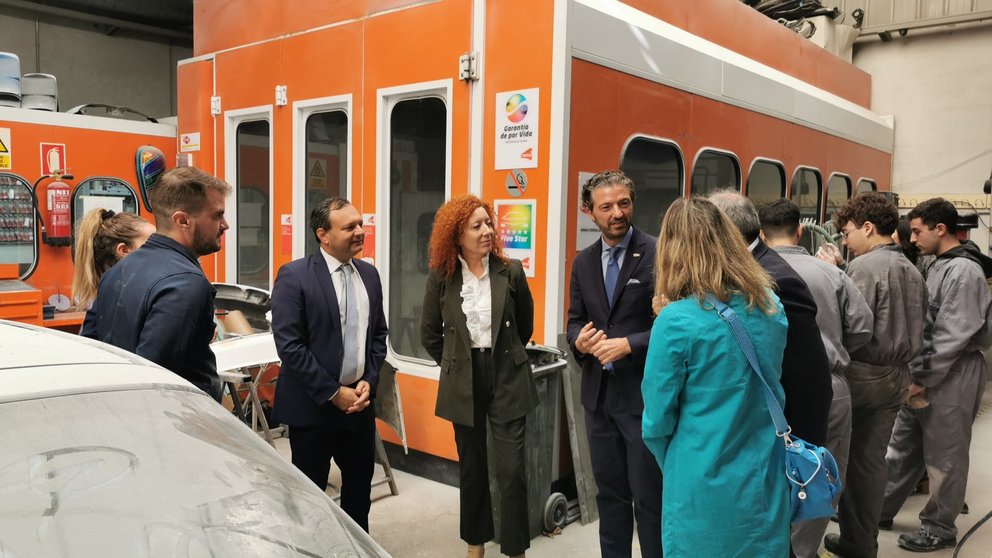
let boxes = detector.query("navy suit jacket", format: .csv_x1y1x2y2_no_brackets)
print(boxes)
567,227,658,413
753,240,832,446
270,252,388,427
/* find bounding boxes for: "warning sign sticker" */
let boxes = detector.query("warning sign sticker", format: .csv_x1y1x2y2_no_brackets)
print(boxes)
308,158,327,188
0,128,11,170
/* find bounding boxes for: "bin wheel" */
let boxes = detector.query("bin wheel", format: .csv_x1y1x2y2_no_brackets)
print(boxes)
543,492,568,532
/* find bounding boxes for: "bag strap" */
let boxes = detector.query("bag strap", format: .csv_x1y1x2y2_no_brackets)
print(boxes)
706,294,791,438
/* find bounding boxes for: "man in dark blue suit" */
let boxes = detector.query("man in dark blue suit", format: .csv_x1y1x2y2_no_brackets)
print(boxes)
271,197,388,533
567,170,663,558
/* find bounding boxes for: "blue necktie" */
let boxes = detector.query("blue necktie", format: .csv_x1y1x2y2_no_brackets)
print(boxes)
338,264,359,385
605,246,621,307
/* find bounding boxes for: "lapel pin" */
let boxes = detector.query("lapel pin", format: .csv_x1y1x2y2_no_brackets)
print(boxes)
633,252,641,258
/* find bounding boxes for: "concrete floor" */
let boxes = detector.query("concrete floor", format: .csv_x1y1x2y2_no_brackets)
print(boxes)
275,399,992,558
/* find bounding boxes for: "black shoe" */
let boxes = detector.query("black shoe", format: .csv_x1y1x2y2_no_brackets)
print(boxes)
897,528,957,552
823,534,873,558
878,519,893,530
962,501,969,515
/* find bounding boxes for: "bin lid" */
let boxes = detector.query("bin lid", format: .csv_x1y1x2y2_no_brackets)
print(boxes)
525,344,567,376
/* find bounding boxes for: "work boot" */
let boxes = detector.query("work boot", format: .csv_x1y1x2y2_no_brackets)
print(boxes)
467,544,485,558
823,534,874,558
897,528,956,552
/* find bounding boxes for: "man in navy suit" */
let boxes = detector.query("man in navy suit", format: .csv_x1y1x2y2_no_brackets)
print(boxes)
271,197,388,533
567,170,663,558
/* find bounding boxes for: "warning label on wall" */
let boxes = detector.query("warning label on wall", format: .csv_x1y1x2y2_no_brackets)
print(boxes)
0,128,11,170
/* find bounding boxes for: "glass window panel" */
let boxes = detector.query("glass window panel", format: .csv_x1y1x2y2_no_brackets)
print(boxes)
791,168,822,221
746,160,786,209
236,120,271,290
71,178,140,264
619,138,683,234
0,173,37,278
304,111,348,257
389,98,446,361
857,179,877,193
825,174,852,224
72,178,139,227
790,168,822,251
691,150,740,197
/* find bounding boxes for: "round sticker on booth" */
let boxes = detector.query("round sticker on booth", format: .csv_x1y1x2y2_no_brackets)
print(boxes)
505,170,527,197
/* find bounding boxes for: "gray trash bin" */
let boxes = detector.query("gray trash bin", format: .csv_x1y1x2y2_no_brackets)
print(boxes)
490,344,569,543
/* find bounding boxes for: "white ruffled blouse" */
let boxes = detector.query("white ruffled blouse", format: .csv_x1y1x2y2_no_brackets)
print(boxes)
458,255,492,349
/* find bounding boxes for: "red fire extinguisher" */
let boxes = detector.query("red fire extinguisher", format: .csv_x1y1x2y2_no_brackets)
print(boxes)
45,178,72,246
31,172,75,247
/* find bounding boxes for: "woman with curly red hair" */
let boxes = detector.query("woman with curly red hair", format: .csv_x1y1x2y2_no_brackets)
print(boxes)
420,194,536,558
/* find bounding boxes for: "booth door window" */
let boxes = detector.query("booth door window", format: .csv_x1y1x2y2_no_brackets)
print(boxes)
236,120,271,290
691,150,740,197
825,174,852,225
857,179,877,193
0,173,36,278
71,177,139,263
619,137,683,234
791,168,822,251
746,160,786,208
388,98,446,362
304,111,348,257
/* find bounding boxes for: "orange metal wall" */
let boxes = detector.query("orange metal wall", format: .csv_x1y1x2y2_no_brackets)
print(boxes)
0,119,176,304
564,57,891,282
622,0,872,108
176,60,220,280
181,0,888,463
194,0,430,56
184,0,476,461
481,0,557,346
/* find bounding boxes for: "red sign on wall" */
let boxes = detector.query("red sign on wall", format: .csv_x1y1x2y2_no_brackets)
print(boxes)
40,143,67,175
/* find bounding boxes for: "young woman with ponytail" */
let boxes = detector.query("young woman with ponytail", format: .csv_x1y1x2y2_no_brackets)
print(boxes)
72,208,156,308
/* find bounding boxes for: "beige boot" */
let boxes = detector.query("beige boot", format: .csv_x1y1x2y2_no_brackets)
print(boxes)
466,544,485,558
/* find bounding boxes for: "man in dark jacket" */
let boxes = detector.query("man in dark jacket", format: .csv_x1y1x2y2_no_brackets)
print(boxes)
709,191,833,446
567,170,662,558
82,167,230,400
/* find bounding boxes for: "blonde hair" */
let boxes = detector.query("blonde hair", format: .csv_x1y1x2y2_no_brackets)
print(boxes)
72,208,152,308
654,197,777,313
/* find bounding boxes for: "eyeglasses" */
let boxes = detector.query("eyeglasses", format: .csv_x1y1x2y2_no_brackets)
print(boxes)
840,221,872,239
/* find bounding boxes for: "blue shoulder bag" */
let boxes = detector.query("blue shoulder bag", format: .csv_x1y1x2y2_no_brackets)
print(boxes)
707,295,843,523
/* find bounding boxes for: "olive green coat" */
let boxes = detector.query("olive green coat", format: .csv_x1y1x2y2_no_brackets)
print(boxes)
420,256,537,427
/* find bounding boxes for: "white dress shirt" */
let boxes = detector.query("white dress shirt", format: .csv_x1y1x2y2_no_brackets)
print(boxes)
458,255,492,349
320,248,370,385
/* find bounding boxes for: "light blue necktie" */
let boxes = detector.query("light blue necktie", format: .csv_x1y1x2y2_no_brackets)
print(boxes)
605,246,622,307
338,264,359,385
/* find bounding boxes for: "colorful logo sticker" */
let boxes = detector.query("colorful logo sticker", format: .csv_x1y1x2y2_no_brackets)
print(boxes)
497,202,533,250
505,93,528,124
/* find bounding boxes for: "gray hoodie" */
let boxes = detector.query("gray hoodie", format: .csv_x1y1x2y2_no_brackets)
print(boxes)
911,244,992,389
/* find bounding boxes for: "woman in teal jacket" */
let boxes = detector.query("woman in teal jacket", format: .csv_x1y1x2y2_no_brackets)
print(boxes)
642,197,791,557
